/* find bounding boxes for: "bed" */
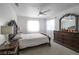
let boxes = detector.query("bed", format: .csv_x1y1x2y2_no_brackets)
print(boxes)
16,33,51,49
7,20,51,49
0,33,51,50
0,35,6,46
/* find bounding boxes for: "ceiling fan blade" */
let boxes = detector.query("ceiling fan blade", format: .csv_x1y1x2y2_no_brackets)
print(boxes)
37,8,50,16
38,12,47,16
42,9,50,13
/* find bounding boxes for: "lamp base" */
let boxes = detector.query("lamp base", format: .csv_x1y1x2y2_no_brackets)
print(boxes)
6,40,10,44
4,41,10,45
5,35,10,45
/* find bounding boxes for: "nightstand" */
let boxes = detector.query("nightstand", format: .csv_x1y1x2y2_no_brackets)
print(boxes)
0,39,19,55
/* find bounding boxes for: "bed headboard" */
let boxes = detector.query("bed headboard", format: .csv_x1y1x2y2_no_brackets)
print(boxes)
8,20,18,40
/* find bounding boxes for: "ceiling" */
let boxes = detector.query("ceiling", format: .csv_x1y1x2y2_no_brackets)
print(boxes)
12,3,79,19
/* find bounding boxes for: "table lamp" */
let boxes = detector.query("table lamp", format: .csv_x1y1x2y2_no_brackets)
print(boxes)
1,26,13,44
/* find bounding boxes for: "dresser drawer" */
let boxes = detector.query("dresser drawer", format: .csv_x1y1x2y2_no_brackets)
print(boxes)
54,31,79,52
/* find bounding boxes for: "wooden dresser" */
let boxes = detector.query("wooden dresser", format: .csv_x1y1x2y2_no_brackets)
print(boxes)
54,31,79,52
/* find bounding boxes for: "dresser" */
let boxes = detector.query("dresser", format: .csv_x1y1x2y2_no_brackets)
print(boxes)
54,31,79,52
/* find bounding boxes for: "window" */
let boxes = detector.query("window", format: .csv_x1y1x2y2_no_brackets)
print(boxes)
47,20,55,31
27,20,39,32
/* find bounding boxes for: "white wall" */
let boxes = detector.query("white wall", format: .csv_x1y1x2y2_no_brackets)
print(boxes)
17,16,46,33
0,3,17,32
0,3,17,43
39,18,46,34
0,4,17,26
17,16,26,33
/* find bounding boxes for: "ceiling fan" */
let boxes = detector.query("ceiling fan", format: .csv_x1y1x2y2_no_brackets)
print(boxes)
15,3,19,7
14,3,51,16
38,8,50,16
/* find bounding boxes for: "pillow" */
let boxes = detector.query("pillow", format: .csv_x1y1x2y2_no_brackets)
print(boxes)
13,33,21,40
0,34,5,45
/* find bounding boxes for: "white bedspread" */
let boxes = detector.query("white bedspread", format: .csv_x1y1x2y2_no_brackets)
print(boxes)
0,35,5,45
18,33,49,49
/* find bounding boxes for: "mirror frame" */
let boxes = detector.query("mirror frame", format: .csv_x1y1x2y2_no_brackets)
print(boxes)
59,13,79,31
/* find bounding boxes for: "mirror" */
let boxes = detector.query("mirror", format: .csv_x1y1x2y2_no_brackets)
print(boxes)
78,17,79,31
61,16,76,30
59,13,79,32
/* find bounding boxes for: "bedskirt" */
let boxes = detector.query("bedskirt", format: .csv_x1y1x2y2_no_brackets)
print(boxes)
19,37,49,49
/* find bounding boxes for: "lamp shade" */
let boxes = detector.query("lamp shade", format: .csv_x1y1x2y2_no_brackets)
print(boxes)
1,26,13,34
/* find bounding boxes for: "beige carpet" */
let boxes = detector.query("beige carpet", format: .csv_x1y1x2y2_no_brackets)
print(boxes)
20,41,79,55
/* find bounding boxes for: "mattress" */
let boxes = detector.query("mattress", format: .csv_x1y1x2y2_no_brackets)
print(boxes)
18,33,49,49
